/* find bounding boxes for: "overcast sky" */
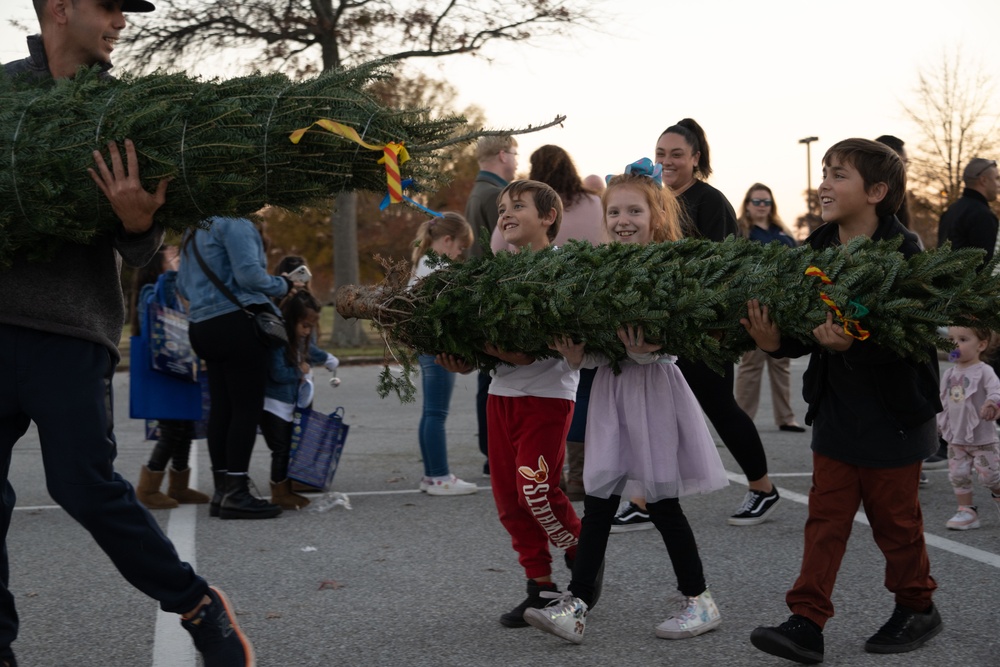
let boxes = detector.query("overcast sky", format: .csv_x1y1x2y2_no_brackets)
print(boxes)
3,0,1000,228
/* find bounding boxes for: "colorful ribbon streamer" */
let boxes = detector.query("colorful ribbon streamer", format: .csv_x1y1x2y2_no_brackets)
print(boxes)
804,266,871,341
289,119,410,204
379,178,442,218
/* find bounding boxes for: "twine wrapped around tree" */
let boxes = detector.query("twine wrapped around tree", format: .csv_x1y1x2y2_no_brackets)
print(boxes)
0,60,560,267
334,237,1000,401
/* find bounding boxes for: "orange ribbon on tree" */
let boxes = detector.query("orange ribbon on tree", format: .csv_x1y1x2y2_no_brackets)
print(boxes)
289,119,410,204
804,266,871,341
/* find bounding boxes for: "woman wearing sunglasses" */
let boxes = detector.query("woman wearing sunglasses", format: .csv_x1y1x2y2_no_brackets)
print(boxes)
734,184,806,435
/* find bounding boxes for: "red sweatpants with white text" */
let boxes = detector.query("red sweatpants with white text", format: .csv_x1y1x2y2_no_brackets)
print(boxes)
488,395,581,580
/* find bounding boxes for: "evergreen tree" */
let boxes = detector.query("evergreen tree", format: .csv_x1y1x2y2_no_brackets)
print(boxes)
335,237,1000,401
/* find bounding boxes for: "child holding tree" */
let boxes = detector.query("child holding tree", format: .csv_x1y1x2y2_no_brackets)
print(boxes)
436,180,581,628
523,160,729,644
745,139,943,664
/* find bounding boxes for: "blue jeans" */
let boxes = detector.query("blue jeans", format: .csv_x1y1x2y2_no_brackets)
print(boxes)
418,354,456,478
0,325,208,650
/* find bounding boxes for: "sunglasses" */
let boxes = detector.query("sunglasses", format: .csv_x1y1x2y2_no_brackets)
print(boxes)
749,198,773,206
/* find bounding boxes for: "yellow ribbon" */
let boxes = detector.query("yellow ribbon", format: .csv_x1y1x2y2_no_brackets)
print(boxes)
289,119,410,204
804,266,871,341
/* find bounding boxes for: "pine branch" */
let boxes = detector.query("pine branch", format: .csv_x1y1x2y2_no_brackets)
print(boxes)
334,238,1000,400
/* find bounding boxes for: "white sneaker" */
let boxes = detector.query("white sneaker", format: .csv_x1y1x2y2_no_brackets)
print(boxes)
424,475,478,496
524,592,588,644
655,589,722,639
946,505,980,530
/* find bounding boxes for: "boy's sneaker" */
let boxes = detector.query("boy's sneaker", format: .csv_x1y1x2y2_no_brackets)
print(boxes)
919,472,930,486
609,501,654,533
945,505,979,530
655,589,722,639
181,586,255,666
420,475,478,496
750,614,824,664
864,603,943,654
499,579,557,628
728,488,780,526
523,592,588,644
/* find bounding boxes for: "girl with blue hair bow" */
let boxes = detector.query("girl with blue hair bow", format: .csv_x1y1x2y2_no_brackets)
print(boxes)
523,161,729,645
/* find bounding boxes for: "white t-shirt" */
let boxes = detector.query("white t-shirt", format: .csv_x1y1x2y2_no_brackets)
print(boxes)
489,357,579,401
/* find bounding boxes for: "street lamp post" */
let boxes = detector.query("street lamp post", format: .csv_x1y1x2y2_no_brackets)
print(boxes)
799,136,819,215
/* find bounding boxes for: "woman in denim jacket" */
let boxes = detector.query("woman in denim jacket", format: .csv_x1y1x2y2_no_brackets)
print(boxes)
178,216,299,520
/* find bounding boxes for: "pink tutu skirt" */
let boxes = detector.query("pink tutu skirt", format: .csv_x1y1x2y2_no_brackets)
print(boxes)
583,359,729,502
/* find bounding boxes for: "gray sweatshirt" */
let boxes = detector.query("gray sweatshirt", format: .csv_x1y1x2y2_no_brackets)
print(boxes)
2,36,164,361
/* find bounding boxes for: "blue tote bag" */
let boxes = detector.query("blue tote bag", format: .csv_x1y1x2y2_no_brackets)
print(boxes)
287,407,349,491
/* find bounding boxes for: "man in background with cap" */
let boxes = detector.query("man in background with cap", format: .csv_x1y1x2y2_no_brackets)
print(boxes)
0,2,255,665
938,157,1000,264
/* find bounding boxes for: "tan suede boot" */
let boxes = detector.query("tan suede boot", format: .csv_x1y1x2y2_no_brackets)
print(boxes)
167,468,211,504
137,466,179,510
565,441,586,501
270,479,311,510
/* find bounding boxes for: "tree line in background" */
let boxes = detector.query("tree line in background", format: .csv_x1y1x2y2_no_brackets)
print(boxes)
796,48,1000,249
94,0,997,345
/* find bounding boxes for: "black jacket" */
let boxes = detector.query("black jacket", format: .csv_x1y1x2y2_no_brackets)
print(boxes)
938,188,998,265
772,216,941,467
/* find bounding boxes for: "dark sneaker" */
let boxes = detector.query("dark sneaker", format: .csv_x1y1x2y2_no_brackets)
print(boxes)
181,586,255,666
750,614,824,664
919,472,930,486
609,501,654,533
729,488,781,526
864,603,942,654
500,580,558,628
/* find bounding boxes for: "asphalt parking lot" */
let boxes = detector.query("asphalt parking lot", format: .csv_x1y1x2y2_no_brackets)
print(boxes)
6,359,999,666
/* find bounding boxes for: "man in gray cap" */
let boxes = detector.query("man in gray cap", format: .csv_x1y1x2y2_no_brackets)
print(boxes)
937,157,1000,261
0,2,255,665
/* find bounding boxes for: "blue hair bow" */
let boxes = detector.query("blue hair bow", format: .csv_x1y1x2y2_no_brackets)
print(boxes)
606,158,663,186
379,178,443,217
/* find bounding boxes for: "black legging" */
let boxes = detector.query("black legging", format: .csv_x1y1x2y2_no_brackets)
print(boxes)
677,358,769,482
188,309,270,474
259,411,293,483
147,419,193,472
570,494,706,607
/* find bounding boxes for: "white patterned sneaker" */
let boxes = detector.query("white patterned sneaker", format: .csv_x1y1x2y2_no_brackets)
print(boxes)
946,505,980,530
424,475,478,496
524,592,588,644
655,589,722,639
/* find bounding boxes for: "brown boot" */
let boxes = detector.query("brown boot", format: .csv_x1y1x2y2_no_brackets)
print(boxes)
270,479,311,510
565,441,586,501
167,468,211,504
137,466,179,510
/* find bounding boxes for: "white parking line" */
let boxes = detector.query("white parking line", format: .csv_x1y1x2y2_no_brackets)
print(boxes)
727,471,1000,570
152,446,201,667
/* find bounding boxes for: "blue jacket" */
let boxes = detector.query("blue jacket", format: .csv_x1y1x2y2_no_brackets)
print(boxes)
177,217,289,323
265,348,303,404
265,342,336,403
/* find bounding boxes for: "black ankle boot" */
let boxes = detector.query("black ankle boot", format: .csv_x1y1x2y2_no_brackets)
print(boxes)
219,474,282,520
209,470,227,518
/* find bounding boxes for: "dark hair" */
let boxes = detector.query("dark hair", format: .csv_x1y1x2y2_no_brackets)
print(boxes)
275,255,306,275
529,145,590,208
822,139,906,219
497,180,564,243
874,135,905,154
660,118,712,179
737,183,795,240
280,290,322,367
